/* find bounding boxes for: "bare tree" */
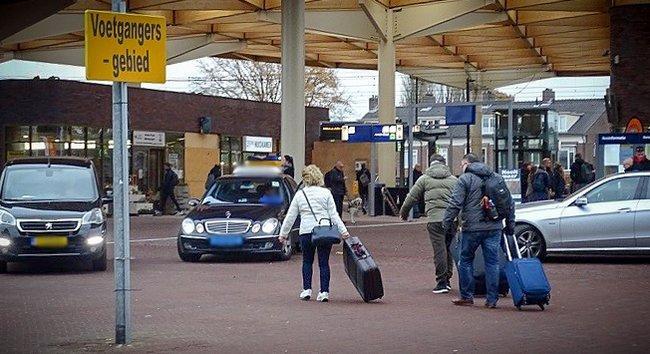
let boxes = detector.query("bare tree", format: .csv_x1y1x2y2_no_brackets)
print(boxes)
400,75,466,105
191,58,351,119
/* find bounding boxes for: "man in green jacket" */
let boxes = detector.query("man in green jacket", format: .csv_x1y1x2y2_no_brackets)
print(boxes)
400,154,458,294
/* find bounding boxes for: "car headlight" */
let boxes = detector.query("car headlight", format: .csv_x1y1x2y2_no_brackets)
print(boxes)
195,223,205,234
181,218,195,234
0,209,16,226
0,238,11,247
82,208,104,225
251,223,261,233
262,218,279,234
86,236,104,246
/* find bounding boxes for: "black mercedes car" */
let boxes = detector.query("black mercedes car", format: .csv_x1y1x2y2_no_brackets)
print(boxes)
177,167,299,262
0,157,110,273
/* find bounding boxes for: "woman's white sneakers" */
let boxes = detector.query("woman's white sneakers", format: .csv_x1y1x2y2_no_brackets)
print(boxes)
299,289,312,300
316,292,329,302
299,289,329,302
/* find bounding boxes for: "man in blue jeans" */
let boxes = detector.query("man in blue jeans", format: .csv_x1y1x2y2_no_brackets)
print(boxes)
443,153,515,308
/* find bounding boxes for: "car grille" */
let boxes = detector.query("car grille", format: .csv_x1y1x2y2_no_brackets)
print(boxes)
204,219,251,235
17,219,81,233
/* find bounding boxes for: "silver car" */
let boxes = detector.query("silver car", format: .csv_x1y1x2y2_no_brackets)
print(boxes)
515,171,650,259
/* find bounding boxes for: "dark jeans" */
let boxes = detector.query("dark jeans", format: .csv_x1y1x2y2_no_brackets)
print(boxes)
160,189,181,213
426,222,455,283
332,194,344,217
360,190,368,213
458,230,501,305
300,234,333,292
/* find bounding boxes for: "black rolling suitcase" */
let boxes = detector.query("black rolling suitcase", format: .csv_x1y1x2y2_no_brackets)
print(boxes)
343,237,384,302
451,234,509,297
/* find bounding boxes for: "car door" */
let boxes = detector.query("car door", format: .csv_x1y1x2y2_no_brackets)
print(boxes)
560,176,642,249
634,177,650,247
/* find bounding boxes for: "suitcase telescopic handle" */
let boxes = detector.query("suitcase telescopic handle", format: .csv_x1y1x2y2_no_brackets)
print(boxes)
503,233,522,261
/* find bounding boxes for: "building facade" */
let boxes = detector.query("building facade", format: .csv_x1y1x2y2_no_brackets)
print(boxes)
0,79,328,197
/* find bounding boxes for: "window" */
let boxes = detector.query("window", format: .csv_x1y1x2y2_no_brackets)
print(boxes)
559,147,576,170
558,115,569,133
585,177,640,204
436,146,448,163
1,164,98,201
481,147,488,163
204,178,285,205
482,115,495,135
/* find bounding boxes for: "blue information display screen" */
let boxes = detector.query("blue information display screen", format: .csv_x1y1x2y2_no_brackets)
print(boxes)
445,105,476,126
342,124,404,143
598,133,650,145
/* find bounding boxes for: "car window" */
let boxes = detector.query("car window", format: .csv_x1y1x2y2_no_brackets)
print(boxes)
203,178,286,205
1,164,98,201
585,177,641,204
645,177,650,199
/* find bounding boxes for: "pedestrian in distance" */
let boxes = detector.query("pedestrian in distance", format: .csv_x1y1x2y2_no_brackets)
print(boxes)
443,153,516,309
282,155,295,179
551,163,567,200
525,165,538,201
356,163,371,214
324,160,347,218
570,153,591,192
400,154,458,294
412,163,425,218
529,160,552,202
156,163,182,216
623,157,634,172
520,162,532,203
628,146,650,172
279,165,350,302
204,163,221,190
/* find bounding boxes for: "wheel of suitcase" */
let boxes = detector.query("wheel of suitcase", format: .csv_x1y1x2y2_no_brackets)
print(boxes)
538,304,545,311
517,306,522,311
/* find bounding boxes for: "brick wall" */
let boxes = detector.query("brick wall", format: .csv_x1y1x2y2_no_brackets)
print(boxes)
0,79,328,167
610,5,650,129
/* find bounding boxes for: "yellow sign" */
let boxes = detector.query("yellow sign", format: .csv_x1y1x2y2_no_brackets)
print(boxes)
84,10,166,83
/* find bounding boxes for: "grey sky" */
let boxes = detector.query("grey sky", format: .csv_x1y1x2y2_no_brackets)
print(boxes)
0,59,609,120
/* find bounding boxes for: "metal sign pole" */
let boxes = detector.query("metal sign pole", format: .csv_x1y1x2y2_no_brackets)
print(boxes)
407,105,415,221
507,100,514,170
369,142,377,217
112,0,132,345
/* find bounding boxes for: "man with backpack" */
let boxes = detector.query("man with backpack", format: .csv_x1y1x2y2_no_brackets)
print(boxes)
356,163,371,214
570,153,593,192
443,153,515,309
400,154,458,294
530,159,552,202
156,162,182,216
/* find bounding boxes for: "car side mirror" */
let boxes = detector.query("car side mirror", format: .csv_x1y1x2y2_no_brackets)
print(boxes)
574,197,588,207
102,196,113,205
188,198,201,208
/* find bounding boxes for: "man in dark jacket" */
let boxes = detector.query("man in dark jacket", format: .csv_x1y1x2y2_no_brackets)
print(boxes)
570,153,588,192
400,155,458,293
356,163,371,214
443,153,515,308
530,159,552,202
156,163,182,216
520,162,531,203
325,161,347,217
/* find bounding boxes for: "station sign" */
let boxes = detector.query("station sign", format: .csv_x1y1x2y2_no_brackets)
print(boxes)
598,133,650,145
243,136,273,153
341,124,404,143
84,10,166,83
133,130,165,147
500,169,520,182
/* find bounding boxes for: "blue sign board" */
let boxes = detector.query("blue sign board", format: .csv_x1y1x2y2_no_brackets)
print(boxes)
342,124,404,143
445,105,476,126
598,133,650,145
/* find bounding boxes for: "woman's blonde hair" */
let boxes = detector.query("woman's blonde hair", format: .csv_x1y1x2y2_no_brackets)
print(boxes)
301,164,324,186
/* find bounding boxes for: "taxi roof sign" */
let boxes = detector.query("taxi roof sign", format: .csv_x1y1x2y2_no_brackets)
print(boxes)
84,10,166,83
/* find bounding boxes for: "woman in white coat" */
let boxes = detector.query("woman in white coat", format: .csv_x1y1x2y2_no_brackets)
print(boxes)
279,165,349,302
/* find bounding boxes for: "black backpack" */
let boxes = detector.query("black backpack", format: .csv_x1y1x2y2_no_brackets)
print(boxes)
477,172,513,221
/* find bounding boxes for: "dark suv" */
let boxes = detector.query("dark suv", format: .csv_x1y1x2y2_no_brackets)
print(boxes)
0,157,109,272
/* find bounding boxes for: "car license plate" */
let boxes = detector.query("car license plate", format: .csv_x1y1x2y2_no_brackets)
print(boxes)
209,236,244,248
32,236,68,248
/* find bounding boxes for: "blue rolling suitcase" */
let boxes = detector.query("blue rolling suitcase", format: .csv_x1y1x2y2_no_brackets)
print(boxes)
503,234,551,310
